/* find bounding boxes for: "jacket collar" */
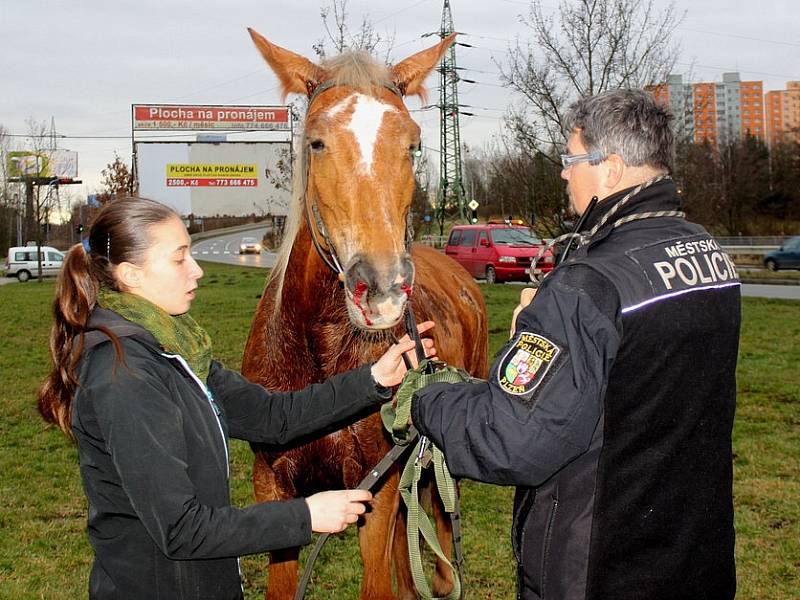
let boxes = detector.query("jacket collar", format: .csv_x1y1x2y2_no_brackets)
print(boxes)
579,178,680,246
82,307,161,352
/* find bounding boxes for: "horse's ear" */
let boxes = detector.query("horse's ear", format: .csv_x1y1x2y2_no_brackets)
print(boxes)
248,28,324,99
391,33,456,99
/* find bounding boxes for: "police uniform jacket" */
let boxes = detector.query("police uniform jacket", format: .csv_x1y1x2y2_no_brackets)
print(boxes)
412,179,740,600
72,307,389,600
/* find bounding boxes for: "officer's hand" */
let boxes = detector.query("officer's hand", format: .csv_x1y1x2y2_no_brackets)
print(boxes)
510,288,537,338
371,321,437,387
306,489,372,533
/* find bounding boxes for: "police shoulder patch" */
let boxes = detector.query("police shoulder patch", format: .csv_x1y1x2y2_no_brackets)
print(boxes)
497,332,561,396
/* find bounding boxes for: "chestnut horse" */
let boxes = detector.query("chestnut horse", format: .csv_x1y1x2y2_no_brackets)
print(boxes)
241,30,488,600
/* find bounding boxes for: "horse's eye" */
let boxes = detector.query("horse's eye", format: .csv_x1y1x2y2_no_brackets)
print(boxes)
409,143,422,158
310,139,326,151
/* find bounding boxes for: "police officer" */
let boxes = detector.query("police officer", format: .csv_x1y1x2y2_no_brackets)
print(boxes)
411,89,740,600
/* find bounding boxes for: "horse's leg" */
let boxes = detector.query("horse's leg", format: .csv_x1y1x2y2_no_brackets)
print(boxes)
431,482,456,597
253,452,300,600
357,470,401,600
392,501,416,600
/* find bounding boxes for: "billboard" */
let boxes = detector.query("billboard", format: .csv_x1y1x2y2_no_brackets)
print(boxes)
165,163,259,187
135,141,291,217
132,104,290,131
6,149,78,178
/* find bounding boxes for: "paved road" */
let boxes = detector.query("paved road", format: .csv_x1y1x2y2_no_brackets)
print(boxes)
190,227,277,269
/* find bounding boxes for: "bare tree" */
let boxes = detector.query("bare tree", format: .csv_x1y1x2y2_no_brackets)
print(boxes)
481,135,567,236
762,139,800,231
312,0,395,62
716,135,770,235
399,148,438,239
501,0,684,153
486,0,683,236
675,135,772,235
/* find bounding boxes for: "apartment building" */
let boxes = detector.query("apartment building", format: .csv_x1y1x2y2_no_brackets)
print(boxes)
765,81,800,147
648,73,766,150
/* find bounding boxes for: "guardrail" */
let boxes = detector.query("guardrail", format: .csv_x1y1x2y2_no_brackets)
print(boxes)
189,221,271,242
720,246,779,254
418,235,448,248
715,236,792,247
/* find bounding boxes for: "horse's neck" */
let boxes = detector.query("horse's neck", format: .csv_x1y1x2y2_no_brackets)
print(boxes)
268,228,346,361
279,226,341,325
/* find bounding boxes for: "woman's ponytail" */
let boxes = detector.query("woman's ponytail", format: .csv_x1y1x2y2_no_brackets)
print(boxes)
37,243,99,436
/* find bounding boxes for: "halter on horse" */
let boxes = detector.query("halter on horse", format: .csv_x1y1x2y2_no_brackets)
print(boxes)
241,29,488,599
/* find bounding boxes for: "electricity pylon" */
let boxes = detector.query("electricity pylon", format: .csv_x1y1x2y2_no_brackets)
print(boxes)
432,0,467,235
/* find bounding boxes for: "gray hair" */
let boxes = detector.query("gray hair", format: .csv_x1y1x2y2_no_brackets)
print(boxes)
565,89,674,172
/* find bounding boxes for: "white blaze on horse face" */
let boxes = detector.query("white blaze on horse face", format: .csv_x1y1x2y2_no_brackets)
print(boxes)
343,93,395,175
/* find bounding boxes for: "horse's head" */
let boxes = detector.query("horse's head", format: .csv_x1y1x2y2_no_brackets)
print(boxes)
249,29,454,330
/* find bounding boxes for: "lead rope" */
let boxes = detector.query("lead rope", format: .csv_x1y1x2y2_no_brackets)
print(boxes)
531,175,684,275
383,354,472,600
294,307,468,600
394,307,466,600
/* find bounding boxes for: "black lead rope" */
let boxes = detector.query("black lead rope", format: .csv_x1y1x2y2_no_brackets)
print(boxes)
294,436,418,600
405,305,429,370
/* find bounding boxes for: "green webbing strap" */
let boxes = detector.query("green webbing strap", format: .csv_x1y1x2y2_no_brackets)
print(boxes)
381,359,471,445
383,359,471,600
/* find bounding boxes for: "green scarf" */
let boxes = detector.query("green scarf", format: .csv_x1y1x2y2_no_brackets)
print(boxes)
97,288,212,383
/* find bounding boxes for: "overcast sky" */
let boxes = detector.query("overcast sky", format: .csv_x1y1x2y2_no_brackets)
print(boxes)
2,0,799,199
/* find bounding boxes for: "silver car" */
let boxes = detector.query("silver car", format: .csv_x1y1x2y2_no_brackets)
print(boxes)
238,237,262,254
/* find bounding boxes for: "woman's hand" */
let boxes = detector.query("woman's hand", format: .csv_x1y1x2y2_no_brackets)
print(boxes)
305,489,372,533
510,288,537,338
370,321,437,387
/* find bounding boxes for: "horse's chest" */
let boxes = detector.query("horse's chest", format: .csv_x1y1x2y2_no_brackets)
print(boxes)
264,413,388,493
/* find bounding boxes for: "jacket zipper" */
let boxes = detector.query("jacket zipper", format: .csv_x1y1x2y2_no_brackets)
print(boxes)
164,354,243,593
161,353,229,478
514,488,537,599
541,497,559,599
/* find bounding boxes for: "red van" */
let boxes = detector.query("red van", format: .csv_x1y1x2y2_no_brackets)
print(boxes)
444,223,555,283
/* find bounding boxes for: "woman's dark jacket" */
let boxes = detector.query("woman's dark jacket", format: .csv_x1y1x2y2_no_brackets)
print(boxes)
413,180,740,599
72,307,388,600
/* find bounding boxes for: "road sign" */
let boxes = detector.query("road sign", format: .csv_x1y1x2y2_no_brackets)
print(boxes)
468,200,479,211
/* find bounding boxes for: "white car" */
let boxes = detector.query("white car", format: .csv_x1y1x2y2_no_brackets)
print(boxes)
238,237,262,254
5,245,64,281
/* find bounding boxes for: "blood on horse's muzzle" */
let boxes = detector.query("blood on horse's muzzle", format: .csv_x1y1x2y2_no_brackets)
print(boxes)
344,253,414,329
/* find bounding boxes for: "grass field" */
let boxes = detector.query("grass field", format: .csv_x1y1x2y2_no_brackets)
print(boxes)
0,261,797,599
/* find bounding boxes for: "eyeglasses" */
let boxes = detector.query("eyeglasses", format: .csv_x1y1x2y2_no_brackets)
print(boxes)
560,151,605,169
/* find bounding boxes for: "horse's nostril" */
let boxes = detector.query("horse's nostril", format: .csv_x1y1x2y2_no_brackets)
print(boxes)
391,282,413,298
345,256,376,291
352,281,369,302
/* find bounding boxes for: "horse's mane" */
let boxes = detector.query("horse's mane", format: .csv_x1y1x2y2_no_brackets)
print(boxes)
267,51,397,307
322,50,392,94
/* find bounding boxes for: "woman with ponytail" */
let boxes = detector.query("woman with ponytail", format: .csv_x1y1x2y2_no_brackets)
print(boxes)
38,197,434,600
